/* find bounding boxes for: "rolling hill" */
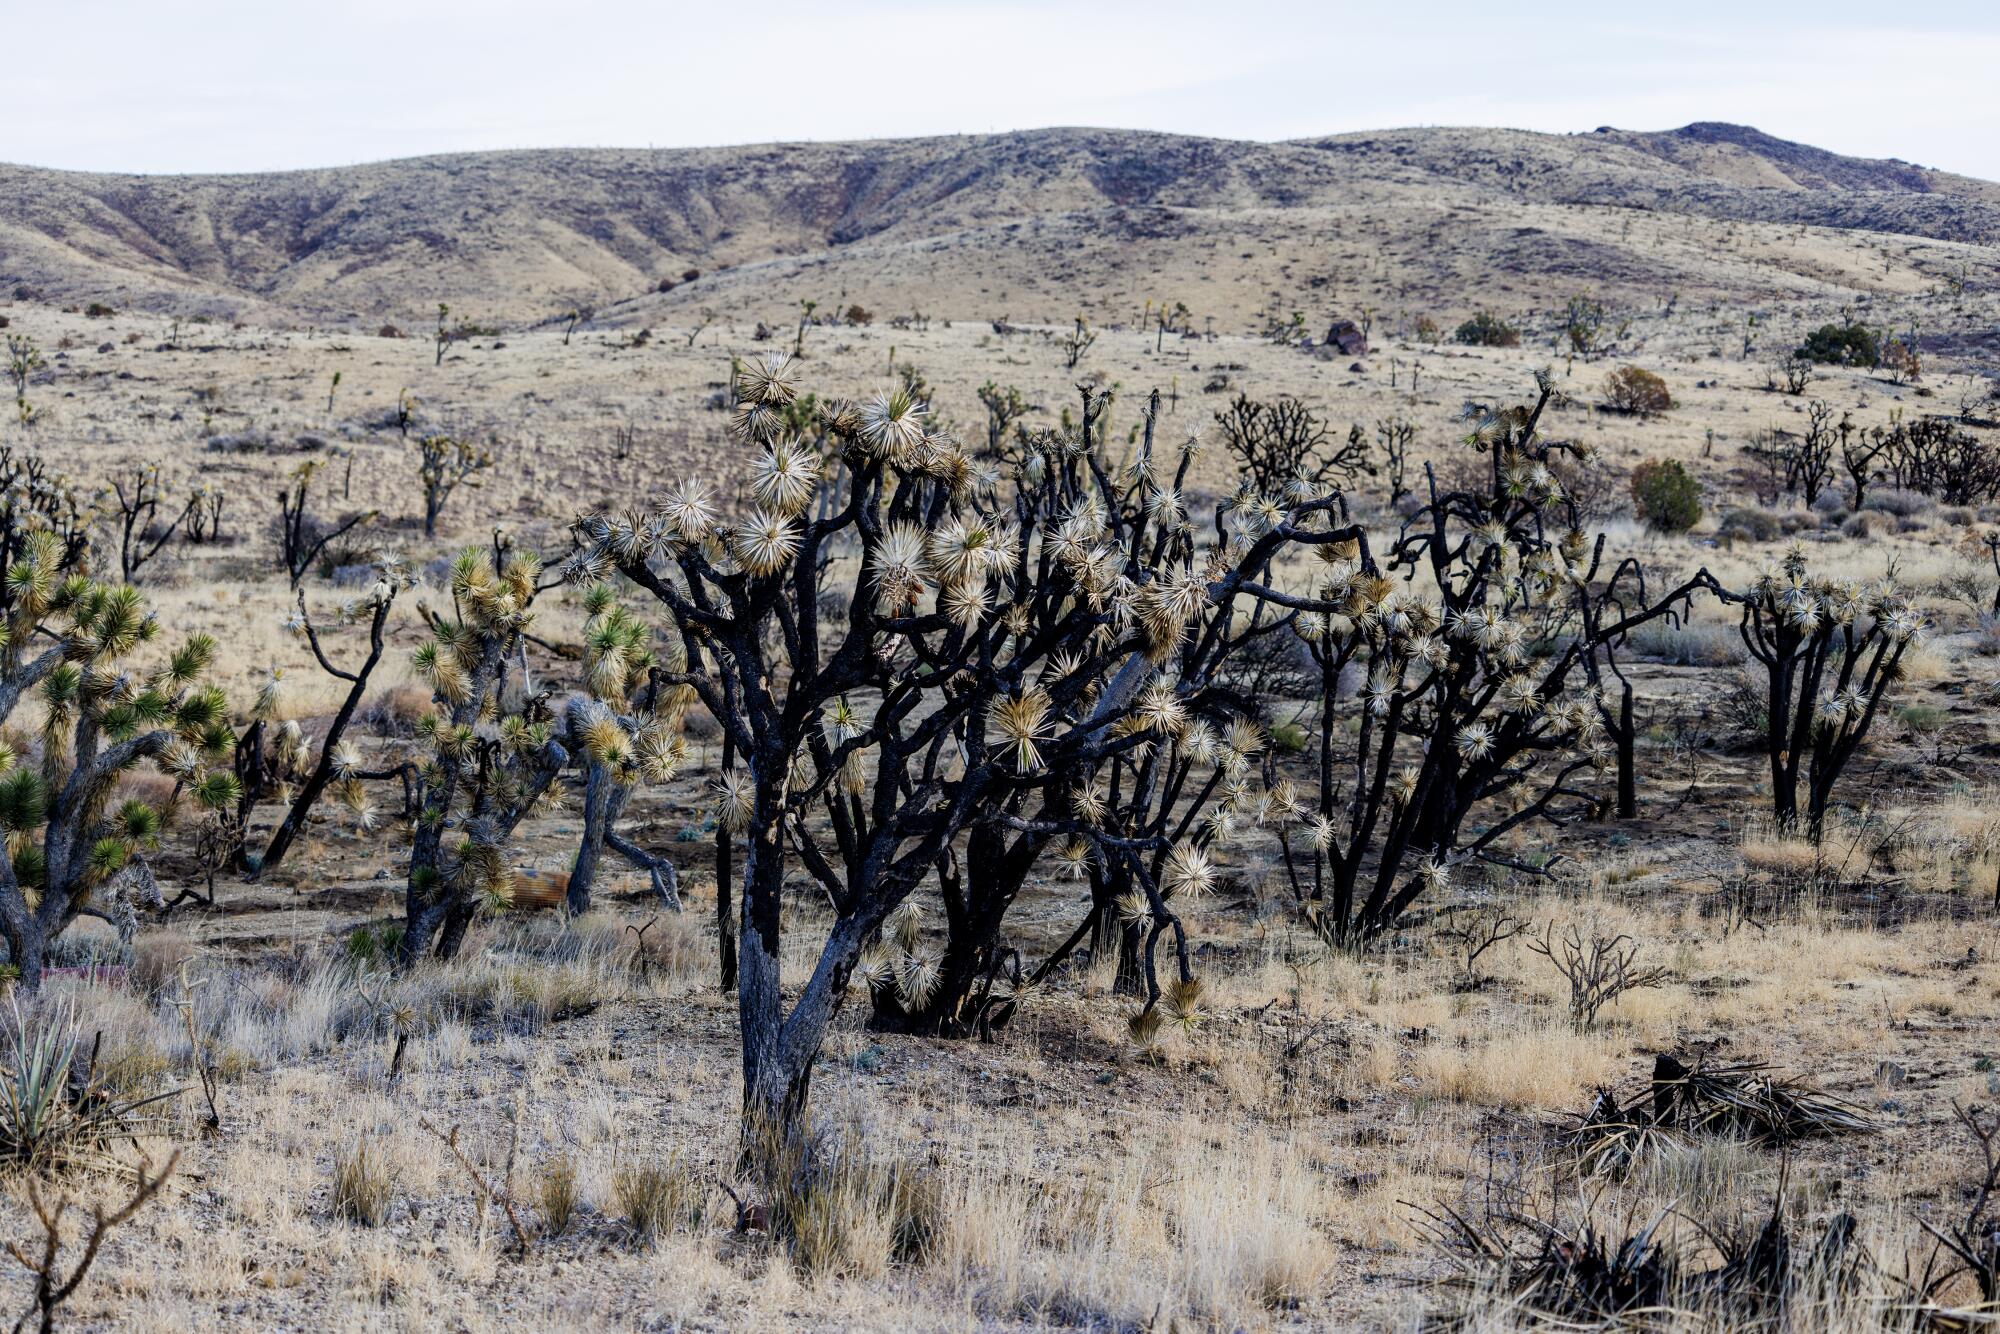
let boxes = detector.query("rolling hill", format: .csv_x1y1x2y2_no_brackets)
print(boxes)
2,123,1994,329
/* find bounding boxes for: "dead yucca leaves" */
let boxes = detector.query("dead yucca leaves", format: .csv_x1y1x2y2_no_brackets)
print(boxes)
1563,1054,1873,1179
1417,1190,1901,1332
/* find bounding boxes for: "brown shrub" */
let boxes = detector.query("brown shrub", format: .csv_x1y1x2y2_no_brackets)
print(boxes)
1605,365,1674,416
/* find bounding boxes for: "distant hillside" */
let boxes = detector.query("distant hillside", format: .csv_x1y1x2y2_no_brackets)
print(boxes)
2,123,1994,328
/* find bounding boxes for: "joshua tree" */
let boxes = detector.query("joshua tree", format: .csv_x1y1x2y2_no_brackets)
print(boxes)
860,389,1303,1035
686,308,716,348
183,484,226,544
0,554,237,989
278,460,375,588
247,566,411,874
434,303,452,367
1778,356,1815,395
1376,415,1416,508
108,463,194,584
564,361,1402,1144
977,381,1030,456
1060,316,1097,370
1561,292,1613,362
1273,375,1709,941
1213,393,1372,499
1734,546,1923,840
398,546,579,963
326,370,342,416
0,448,93,579
794,299,818,357
561,582,692,915
6,335,43,428
416,434,495,538
1839,416,1891,511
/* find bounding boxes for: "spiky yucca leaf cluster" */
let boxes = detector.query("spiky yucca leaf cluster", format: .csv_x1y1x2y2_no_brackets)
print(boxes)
855,898,947,1017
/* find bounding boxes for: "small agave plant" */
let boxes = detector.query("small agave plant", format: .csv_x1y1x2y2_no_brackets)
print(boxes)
0,998,171,1173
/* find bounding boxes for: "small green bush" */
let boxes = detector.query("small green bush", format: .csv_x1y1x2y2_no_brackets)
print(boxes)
1630,459,1702,532
1797,321,1880,367
1452,311,1520,347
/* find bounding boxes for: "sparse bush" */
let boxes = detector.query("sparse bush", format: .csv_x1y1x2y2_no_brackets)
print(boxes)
1528,922,1670,1030
1452,310,1519,347
1862,486,1931,517
1604,365,1673,416
1629,458,1702,532
1717,506,1782,542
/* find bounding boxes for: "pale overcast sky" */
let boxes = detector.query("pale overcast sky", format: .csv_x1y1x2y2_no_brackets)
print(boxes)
5,0,1998,179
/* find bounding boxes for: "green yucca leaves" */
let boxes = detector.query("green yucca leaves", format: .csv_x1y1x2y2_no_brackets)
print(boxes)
174,685,227,735
117,799,161,844
198,720,236,761
0,769,44,832
41,663,80,709
9,845,45,891
50,574,91,614
2,1000,170,1171
165,633,216,684
86,837,131,880
89,585,148,655
189,771,241,811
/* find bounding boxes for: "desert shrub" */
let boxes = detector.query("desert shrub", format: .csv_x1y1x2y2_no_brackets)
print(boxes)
1840,512,1875,540
1796,320,1879,367
1629,458,1702,532
1862,486,1932,517
1604,365,1673,416
1623,620,1741,667
1453,310,1520,347
1716,506,1782,542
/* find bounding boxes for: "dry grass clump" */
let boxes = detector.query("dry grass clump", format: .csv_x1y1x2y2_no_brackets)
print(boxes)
613,1151,705,1243
332,1136,394,1226
535,1153,580,1236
